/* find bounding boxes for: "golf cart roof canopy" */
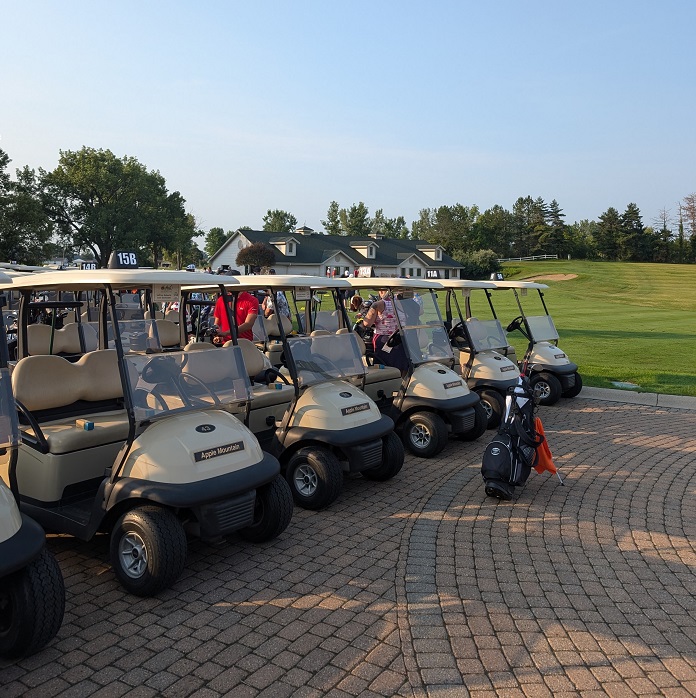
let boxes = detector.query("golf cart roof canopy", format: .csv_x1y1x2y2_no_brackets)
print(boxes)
184,274,352,292
438,279,497,289
488,280,549,291
0,268,234,292
0,271,12,284
344,277,444,290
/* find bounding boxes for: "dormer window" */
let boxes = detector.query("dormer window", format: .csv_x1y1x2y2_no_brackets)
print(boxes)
436,248,442,261
287,241,296,256
368,245,376,259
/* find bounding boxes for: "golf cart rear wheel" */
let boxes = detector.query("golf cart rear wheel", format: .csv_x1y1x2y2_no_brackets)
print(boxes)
0,548,65,658
285,447,343,510
362,432,405,481
110,506,187,597
530,372,562,406
402,411,448,458
477,389,504,429
456,401,489,442
562,372,583,398
238,475,294,543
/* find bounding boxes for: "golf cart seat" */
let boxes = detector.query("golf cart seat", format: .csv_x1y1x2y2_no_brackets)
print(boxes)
263,314,292,338
143,310,165,320
183,340,214,351
149,319,180,350
237,339,294,409
12,350,129,454
26,322,98,358
336,328,402,385
314,311,339,332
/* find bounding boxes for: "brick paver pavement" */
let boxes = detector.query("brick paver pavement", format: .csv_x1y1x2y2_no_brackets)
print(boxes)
2,398,695,697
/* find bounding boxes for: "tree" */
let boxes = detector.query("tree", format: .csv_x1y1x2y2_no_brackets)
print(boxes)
236,242,276,272
512,196,547,257
322,201,342,236
205,227,230,259
411,204,479,257
618,203,650,261
0,150,53,264
471,205,515,257
339,202,371,237
594,207,622,260
652,208,673,263
537,199,568,257
262,209,297,233
371,209,408,238
40,147,191,267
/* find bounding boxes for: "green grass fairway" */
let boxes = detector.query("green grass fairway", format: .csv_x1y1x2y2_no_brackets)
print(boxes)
486,260,696,396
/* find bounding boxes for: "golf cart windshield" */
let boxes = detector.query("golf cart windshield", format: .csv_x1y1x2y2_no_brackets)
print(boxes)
126,344,252,423
465,318,508,352
0,366,19,450
393,290,453,365
286,333,366,388
526,315,559,342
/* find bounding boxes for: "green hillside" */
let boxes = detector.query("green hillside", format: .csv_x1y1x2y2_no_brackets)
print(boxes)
488,260,696,396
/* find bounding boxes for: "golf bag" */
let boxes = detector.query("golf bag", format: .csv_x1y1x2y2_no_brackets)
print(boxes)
481,376,544,500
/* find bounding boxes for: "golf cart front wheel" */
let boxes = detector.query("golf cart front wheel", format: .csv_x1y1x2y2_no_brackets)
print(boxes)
530,372,562,406
285,447,343,510
238,476,294,543
402,411,448,458
362,432,405,481
562,372,583,398
0,548,65,658
110,506,187,597
477,389,504,429
455,401,489,442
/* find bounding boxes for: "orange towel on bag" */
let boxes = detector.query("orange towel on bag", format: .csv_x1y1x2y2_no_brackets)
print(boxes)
533,417,557,475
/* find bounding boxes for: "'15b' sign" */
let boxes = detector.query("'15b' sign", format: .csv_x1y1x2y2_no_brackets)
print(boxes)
108,251,138,269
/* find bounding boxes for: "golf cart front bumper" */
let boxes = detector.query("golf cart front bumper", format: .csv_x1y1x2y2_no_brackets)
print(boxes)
532,362,578,390
108,451,281,540
282,414,395,473
0,514,45,578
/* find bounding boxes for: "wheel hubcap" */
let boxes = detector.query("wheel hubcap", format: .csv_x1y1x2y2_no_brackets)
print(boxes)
410,424,431,449
534,381,551,400
119,531,148,579
293,464,318,496
481,400,493,419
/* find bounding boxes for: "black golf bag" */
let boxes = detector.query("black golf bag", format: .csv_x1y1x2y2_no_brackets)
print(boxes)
481,376,543,500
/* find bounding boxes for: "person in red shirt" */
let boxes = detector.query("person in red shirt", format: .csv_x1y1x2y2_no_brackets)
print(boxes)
213,290,259,342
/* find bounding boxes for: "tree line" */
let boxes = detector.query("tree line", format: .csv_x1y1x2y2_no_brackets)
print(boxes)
2,146,695,268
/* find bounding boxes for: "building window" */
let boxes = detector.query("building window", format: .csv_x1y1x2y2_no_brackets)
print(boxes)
416,268,422,277
368,245,375,258
287,242,295,255
400,268,405,277
436,249,442,260
408,267,413,277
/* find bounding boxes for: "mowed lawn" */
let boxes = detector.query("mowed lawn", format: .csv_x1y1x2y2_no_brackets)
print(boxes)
484,260,696,396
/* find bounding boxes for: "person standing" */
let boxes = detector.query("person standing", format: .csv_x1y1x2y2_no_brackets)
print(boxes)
213,288,259,342
359,288,408,374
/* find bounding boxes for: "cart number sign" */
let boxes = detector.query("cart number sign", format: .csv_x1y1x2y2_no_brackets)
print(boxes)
443,380,462,389
152,284,180,303
295,286,311,301
341,403,370,416
194,440,245,462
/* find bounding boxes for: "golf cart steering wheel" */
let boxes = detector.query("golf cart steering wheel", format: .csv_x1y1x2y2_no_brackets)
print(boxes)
141,357,179,384
448,321,466,341
506,316,524,333
178,372,222,406
385,330,402,348
311,354,342,374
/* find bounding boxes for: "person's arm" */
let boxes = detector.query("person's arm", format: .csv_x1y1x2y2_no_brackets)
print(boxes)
239,310,258,336
362,300,384,328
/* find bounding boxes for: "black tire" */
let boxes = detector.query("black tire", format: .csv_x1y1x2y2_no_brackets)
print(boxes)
238,476,294,543
110,506,187,597
401,411,448,458
362,432,405,481
477,389,505,429
530,372,563,406
285,447,343,510
562,371,583,398
456,401,489,442
0,548,65,658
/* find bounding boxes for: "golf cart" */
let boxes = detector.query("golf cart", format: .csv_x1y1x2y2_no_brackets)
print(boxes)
345,278,488,457
181,275,403,511
0,267,293,597
0,282,65,657
441,279,520,429
489,279,581,405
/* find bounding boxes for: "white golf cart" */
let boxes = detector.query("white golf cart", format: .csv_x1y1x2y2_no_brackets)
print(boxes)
181,275,404,510
441,279,521,428
0,283,65,657
0,268,293,597
344,278,488,457
489,279,581,405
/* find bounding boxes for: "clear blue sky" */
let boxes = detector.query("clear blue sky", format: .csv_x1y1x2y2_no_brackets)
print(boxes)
3,1,695,234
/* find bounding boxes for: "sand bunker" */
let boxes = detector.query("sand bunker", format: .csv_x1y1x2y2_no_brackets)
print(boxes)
524,273,578,282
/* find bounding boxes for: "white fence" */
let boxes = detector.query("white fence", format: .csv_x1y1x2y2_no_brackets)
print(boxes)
496,254,558,262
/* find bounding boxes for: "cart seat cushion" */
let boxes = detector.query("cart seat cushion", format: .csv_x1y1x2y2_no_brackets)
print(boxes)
31,410,130,454
364,365,402,384
250,384,294,408
151,319,180,348
13,350,123,413
236,338,267,377
264,314,292,337
27,322,98,356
